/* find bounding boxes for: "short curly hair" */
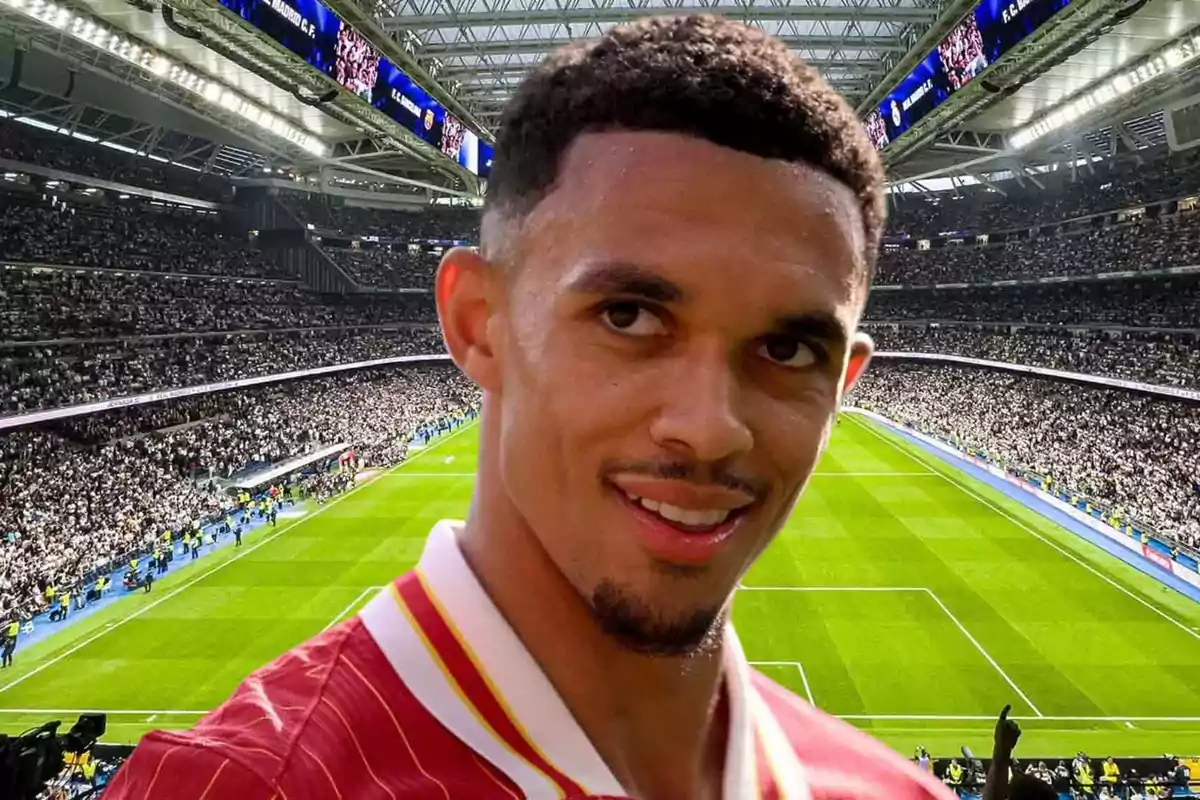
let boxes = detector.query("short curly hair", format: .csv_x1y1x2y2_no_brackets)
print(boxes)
486,14,887,272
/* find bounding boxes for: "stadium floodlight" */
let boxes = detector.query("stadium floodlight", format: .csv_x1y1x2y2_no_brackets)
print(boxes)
1,0,332,158
1010,32,1200,150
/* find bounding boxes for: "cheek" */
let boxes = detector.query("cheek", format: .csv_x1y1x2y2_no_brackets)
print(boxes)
757,394,836,483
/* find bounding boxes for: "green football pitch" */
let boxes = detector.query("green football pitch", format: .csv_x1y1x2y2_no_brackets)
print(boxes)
3,413,1199,758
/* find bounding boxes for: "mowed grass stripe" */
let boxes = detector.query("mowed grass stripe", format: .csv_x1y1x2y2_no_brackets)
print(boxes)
839,415,1200,718
4,415,1200,757
0,423,479,711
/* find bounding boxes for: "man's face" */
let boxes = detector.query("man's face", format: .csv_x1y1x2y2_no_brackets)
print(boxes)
464,131,872,655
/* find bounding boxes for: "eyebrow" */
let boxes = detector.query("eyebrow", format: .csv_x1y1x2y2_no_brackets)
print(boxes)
772,312,850,350
564,262,684,304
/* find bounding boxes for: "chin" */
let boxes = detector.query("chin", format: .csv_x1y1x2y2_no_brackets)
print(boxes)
586,578,728,658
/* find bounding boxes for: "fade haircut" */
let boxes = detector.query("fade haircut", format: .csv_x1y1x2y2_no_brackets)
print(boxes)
485,13,887,273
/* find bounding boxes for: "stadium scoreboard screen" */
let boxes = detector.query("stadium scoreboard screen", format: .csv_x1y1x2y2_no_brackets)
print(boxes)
216,0,492,177
865,0,1073,148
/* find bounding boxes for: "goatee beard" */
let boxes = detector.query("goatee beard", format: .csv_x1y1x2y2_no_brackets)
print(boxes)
589,579,726,658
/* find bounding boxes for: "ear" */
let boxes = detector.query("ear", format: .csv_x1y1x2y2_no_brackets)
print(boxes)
436,247,502,392
841,330,874,396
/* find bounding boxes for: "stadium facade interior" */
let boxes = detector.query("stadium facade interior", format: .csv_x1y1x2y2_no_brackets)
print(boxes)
0,0,1198,794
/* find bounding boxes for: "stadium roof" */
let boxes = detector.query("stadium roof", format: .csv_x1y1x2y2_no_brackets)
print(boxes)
372,0,948,128
2,0,1199,201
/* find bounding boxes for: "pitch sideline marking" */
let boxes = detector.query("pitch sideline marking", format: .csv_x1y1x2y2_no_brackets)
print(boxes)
384,471,937,478
0,421,479,696
3,707,1198,723
739,585,1043,717
322,586,380,632
847,414,1200,644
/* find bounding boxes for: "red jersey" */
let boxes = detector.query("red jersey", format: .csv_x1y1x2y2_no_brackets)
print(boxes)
107,522,955,799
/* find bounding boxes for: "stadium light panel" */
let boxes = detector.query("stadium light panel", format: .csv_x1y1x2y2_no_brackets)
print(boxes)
1,0,331,158
1010,33,1200,150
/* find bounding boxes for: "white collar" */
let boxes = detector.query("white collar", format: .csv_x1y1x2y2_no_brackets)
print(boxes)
360,520,808,799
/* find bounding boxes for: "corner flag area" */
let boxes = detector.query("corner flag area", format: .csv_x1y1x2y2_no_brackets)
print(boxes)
2,417,1199,757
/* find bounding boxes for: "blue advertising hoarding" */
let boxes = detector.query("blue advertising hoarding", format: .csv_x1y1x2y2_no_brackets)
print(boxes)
866,0,1073,148
216,0,493,178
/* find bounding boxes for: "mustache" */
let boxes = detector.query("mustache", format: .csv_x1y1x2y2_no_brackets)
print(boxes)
601,458,768,500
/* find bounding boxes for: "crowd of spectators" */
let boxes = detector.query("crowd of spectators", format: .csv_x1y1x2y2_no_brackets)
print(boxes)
0,193,285,279
886,146,1200,236
849,362,1200,551
868,325,1200,390
864,275,1200,328
0,118,231,203
0,264,434,342
281,193,480,240
1,326,445,415
325,246,440,289
877,211,1200,285
0,365,478,621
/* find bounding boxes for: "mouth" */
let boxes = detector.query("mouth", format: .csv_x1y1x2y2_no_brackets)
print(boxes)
608,483,757,566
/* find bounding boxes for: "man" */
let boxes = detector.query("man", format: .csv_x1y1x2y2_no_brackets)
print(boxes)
107,15,952,799
1,618,17,668
946,759,965,797
1101,756,1119,791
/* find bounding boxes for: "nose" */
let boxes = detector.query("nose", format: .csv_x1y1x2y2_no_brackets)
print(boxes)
649,342,753,463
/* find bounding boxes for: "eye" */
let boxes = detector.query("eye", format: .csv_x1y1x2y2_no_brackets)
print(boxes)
758,336,819,369
600,302,667,337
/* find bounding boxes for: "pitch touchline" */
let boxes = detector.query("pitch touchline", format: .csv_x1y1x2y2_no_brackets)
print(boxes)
5,708,1198,723
384,471,937,478
0,422,478,696
846,414,1200,644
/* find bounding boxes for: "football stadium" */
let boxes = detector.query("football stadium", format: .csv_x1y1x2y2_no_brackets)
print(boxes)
1,0,1199,793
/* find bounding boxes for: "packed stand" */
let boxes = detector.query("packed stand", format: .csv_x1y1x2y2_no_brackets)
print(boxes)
1,326,445,415
864,274,1200,328
887,145,1200,237
877,211,1200,285
326,246,439,289
0,118,231,203
281,193,480,240
849,362,1200,552
0,193,286,279
0,264,435,342
0,365,479,621
869,326,1200,390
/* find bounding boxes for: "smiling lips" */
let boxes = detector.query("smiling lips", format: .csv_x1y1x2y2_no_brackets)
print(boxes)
609,475,758,565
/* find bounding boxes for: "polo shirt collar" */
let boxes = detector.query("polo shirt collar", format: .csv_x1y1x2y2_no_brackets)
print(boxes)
360,520,808,799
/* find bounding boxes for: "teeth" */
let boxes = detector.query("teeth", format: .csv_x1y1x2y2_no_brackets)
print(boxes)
635,496,731,527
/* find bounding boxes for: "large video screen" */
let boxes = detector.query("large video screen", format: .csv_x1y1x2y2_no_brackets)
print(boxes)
867,0,1073,147
217,0,494,178
372,58,448,150
218,0,341,75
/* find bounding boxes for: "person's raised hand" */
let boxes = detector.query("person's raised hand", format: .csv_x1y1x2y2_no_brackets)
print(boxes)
994,704,1021,757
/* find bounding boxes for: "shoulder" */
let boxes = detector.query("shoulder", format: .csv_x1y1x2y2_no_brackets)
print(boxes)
107,618,364,798
752,671,956,800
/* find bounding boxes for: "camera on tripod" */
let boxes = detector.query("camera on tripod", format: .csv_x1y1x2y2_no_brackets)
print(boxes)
0,713,107,799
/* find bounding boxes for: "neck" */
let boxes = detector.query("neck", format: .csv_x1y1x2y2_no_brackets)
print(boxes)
459,433,731,798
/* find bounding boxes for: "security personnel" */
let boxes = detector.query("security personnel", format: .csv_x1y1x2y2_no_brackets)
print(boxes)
1101,756,1120,789
1075,756,1095,797
946,758,965,796
2,618,19,668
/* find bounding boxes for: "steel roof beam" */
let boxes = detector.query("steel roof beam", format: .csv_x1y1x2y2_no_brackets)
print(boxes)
382,6,938,31
422,35,906,58
439,58,890,79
